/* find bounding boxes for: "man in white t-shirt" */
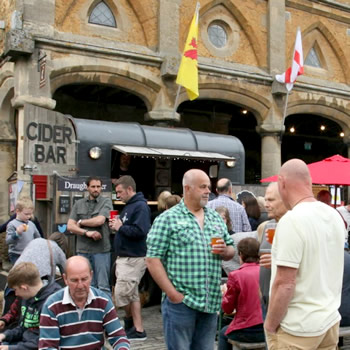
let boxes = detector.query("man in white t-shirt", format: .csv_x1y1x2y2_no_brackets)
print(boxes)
264,159,345,349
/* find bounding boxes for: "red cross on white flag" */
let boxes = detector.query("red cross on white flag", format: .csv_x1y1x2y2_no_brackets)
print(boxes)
276,28,304,91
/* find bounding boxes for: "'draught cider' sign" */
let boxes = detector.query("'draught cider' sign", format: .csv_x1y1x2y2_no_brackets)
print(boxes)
23,104,77,175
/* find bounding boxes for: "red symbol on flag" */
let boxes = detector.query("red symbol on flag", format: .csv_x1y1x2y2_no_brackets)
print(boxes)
184,37,197,60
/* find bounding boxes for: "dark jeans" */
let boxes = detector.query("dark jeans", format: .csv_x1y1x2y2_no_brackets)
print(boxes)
218,324,265,350
8,253,20,265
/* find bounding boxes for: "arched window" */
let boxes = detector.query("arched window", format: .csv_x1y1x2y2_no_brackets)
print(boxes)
89,1,116,28
305,47,322,68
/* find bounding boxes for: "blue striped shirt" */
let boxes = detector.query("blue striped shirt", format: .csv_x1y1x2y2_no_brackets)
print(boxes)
39,286,129,350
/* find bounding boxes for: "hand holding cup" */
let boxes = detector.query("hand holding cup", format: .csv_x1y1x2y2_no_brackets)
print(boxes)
259,249,272,269
211,237,225,254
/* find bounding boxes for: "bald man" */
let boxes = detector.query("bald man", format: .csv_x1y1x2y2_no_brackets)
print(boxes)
147,169,235,350
207,178,251,232
39,256,129,350
264,159,345,350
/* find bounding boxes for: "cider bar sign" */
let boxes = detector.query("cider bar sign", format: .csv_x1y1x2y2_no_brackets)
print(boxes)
23,105,77,175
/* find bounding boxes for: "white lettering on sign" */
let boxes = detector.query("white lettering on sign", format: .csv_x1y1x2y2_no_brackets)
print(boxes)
63,181,107,191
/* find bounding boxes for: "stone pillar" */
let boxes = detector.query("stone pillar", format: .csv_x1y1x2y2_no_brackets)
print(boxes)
10,55,55,199
268,0,286,74
257,118,283,179
145,0,182,124
260,132,281,179
343,136,350,159
158,0,181,55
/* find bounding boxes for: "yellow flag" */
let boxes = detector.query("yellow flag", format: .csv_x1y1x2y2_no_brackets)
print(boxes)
176,3,200,101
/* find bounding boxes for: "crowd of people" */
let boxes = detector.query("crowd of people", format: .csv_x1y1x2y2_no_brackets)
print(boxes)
0,159,349,350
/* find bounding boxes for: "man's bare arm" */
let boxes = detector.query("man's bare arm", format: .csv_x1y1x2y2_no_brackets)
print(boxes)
67,219,102,240
146,257,184,303
67,219,86,235
78,215,106,227
264,265,297,333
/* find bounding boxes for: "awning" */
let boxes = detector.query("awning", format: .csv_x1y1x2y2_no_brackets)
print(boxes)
112,145,235,162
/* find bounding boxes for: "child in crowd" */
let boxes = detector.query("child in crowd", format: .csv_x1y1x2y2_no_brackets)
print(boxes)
215,206,235,235
6,198,40,264
0,262,61,349
219,237,264,350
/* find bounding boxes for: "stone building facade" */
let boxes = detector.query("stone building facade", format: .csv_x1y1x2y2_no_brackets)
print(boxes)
0,0,350,221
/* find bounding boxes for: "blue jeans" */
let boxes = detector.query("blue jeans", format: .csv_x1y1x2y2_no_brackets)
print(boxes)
162,297,217,350
218,324,265,350
78,252,111,297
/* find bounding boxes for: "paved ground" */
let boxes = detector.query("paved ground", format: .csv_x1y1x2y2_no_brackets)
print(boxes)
118,305,167,350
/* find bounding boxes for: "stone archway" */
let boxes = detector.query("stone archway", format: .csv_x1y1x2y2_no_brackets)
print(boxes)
282,96,350,160
50,62,162,112
283,112,347,164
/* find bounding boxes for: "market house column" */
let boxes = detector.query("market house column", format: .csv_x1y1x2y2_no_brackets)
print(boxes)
145,0,182,125
268,0,286,75
257,125,282,180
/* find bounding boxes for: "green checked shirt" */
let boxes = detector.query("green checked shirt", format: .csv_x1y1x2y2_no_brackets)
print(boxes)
147,200,234,313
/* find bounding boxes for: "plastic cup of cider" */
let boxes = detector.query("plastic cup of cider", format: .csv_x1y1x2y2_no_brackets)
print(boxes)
265,222,277,244
211,237,222,254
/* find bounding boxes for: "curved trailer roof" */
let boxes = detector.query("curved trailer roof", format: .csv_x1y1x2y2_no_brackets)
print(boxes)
72,119,245,183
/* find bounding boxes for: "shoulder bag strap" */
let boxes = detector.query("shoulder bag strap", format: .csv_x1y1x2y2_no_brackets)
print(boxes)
47,239,55,277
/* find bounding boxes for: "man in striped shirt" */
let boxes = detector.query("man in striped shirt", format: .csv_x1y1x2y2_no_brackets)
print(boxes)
39,256,129,350
207,178,251,232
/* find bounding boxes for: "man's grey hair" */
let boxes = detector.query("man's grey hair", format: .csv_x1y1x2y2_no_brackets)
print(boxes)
217,179,232,194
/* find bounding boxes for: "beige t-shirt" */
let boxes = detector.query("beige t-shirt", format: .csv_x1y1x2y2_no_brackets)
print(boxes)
270,201,345,336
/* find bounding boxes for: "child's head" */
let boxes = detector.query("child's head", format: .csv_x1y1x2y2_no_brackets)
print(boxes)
237,237,260,263
8,262,41,299
15,198,34,222
215,206,233,232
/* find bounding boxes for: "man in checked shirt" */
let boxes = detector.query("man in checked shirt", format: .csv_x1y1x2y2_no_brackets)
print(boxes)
146,169,235,350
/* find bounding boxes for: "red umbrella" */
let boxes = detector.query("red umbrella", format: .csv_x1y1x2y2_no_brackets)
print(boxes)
260,155,350,185
260,174,278,183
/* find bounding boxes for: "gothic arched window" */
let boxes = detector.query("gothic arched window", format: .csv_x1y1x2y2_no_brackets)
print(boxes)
89,1,116,28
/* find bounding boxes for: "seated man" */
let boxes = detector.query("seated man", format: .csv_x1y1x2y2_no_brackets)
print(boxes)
39,256,130,350
0,262,61,350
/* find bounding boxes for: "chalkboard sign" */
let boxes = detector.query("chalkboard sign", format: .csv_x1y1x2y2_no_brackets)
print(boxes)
73,195,83,206
59,196,70,214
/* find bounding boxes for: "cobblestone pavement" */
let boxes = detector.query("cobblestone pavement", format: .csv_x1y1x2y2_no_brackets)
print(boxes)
117,305,223,350
118,305,167,350
119,304,350,350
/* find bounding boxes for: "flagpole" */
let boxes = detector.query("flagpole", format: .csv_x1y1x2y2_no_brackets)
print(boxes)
279,26,302,143
279,90,290,143
172,85,181,120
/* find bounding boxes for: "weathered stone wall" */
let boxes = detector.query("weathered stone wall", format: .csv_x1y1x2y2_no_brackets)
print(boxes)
0,0,16,54
286,3,350,84
55,0,158,48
